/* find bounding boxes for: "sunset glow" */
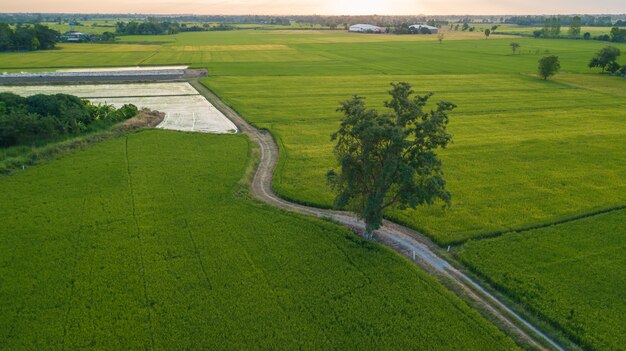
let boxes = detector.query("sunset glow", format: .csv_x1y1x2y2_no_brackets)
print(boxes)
0,0,624,15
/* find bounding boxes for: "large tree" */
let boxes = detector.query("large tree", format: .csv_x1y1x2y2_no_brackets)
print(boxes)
0,23,14,51
33,24,59,50
327,82,456,239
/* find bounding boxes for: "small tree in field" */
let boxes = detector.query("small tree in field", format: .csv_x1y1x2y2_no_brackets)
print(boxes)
484,28,491,39
538,55,560,80
510,42,520,54
327,83,456,240
588,46,621,72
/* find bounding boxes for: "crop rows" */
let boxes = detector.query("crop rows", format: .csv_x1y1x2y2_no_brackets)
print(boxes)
0,130,517,349
457,209,626,351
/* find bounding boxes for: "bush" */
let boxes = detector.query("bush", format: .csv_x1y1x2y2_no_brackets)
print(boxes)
606,61,621,74
0,93,137,147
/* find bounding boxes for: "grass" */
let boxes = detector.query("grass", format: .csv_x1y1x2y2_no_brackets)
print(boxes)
0,130,518,349
457,209,626,351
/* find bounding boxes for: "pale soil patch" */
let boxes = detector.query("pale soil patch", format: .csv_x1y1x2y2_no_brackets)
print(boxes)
0,82,237,134
57,66,188,73
0,82,198,98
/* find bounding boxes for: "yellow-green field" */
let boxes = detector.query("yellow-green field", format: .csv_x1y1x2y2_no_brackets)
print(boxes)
0,130,518,350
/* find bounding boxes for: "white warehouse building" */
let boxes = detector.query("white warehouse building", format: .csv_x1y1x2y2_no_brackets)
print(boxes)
409,24,439,34
349,24,385,33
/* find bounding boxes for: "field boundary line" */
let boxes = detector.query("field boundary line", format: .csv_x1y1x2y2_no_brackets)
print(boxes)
452,205,626,246
124,136,156,349
60,198,88,351
190,79,568,351
183,217,213,290
137,51,161,66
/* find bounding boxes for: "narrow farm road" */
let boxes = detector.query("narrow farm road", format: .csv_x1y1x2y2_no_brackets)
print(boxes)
190,80,566,351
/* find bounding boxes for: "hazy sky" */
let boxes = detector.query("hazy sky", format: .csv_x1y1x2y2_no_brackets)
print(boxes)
1,0,625,15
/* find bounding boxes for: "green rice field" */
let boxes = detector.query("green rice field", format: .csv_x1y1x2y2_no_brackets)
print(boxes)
458,209,626,351
0,130,518,350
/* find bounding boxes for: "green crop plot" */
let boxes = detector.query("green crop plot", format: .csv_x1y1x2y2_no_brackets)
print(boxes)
457,209,626,351
203,71,626,245
0,130,518,350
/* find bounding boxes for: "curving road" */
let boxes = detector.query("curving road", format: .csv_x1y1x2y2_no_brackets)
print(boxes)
190,80,566,351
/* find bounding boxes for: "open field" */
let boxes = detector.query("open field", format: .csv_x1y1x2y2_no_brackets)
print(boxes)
2,28,625,349
0,83,237,133
0,130,518,350
457,209,626,351
202,71,626,245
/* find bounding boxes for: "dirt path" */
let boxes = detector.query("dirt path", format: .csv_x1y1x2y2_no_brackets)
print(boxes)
190,79,566,351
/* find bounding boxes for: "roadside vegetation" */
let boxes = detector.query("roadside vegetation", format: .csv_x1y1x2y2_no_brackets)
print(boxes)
0,130,519,350
0,92,144,174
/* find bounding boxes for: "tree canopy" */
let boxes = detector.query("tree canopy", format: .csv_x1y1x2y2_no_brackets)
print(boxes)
538,55,561,80
327,82,456,239
0,23,59,52
0,93,137,147
589,46,621,72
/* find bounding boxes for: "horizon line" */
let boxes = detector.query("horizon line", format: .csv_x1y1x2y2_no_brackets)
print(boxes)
2,12,626,17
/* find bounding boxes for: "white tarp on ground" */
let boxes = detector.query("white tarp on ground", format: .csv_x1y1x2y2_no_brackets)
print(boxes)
0,82,238,134
57,66,189,73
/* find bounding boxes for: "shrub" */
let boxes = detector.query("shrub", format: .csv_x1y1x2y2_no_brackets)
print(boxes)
606,61,621,74
0,93,137,148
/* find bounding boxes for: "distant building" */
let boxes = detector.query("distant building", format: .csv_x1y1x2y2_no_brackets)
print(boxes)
409,24,439,34
349,24,385,33
59,32,93,43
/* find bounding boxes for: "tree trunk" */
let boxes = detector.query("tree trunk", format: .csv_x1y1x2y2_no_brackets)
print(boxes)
365,223,376,241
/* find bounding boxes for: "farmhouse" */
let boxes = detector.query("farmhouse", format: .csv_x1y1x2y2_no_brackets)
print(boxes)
409,24,439,34
349,24,385,33
59,32,92,42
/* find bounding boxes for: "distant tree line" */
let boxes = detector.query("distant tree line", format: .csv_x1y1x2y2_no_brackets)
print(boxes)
115,18,234,35
505,15,615,27
498,16,626,43
0,93,138,147
1,13,625,28
0,23,59,52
